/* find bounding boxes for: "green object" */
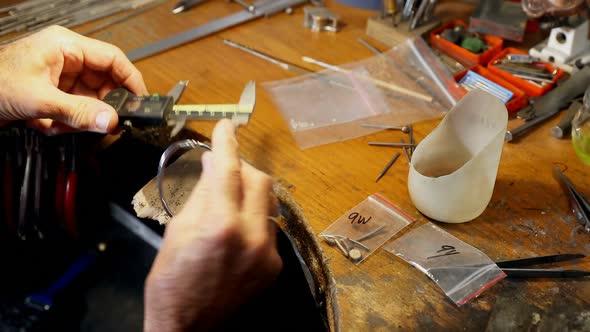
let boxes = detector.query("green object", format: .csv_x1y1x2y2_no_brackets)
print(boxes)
572,87,590,166
461,37,485,54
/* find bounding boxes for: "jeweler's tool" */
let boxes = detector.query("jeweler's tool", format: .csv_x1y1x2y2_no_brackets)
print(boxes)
126,0,319,62
102,80,256,129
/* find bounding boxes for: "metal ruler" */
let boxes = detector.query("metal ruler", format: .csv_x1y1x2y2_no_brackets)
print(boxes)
126,0,315,62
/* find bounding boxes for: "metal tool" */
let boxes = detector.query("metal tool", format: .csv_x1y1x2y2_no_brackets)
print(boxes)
505,106,562,142
222,38,354,90
18,130,34,240
109,202,162,249
553,167,590,231
517,65,590,121
410,0,429,30
102,80,256,129
64,135,78,238
0,0,156,44
409,125,415,154
126,0,319,62
497,253,589,278
400,138,411,163
303,7,340,32
506,54,541,63
360,123,410,133
172,0,208,14
459,71,513,104
552,100,581,138
369,142,415,147
80,0,165,36
382,0,396,25
223,39,311,75
375,152,401,182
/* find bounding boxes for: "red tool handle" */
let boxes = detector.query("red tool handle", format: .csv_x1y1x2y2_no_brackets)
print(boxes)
64,172,77,238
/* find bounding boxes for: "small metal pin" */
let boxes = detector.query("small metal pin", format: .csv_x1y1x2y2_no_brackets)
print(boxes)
400,138,411,163
361,123,411,133
354,224,386,242
375,152,401,182
369,142,414,147
409,125,415,154
334,238,350,257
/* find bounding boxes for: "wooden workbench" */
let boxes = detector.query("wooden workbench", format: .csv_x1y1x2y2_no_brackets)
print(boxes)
76,1,590,330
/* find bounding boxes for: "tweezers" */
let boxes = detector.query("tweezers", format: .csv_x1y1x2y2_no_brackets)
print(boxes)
497,253,589,278
552,167,590,231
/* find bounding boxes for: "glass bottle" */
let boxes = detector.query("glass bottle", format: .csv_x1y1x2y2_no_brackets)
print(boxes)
572,86,590,166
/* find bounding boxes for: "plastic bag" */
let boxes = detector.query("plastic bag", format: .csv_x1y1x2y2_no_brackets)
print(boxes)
319,193,414,264
262,37,463,150
262,66,391,149
383,222,506,306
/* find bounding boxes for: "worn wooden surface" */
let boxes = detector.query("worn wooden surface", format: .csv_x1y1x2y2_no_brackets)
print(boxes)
73,1,590,331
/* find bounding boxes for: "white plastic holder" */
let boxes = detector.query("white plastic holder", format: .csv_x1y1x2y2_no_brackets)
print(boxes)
408,89,508,223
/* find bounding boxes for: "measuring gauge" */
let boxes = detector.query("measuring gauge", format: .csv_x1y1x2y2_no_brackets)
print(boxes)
102,80,256,129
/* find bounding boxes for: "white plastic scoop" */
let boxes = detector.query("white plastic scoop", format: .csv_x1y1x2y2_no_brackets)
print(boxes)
408,89,508,223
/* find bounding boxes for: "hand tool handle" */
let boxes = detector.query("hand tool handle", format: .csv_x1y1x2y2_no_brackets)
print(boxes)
64,172,78,238
505,109,561,142
26,251,98,310
552,100,581,138
517,65,590,120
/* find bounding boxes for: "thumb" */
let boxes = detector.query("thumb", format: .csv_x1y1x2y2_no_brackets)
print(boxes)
40,88,119,133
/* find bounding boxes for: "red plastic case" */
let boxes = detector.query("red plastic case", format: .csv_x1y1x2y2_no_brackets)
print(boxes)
487,47,564,97
454,65,528,114
430,19,504,68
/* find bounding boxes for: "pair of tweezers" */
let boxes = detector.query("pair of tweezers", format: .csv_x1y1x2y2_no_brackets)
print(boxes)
497,253,589,278
553,167,590,231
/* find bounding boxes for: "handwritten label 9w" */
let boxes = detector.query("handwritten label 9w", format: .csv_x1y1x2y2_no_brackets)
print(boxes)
348,212,372,224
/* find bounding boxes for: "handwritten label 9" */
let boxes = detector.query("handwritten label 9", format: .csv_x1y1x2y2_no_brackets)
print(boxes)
348,212,372,224
427,245,460,259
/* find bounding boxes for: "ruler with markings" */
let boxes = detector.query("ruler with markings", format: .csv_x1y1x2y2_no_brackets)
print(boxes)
103,80,256,127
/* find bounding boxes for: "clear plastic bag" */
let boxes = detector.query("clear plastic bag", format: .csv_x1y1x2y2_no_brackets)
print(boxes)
319,193,415,265
263,66,391,149
262,37,464,150
383,222,506,306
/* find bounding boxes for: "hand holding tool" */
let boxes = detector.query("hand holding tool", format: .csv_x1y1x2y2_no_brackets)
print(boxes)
102,80,256,132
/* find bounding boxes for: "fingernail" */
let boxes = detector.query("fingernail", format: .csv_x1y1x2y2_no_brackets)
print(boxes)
95,111,111,133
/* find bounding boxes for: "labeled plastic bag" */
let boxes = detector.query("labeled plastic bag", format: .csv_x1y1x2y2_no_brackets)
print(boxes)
383,222,506,306
319,193,414,264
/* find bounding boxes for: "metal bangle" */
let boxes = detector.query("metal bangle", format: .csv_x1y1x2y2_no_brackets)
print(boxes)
157,139,211,218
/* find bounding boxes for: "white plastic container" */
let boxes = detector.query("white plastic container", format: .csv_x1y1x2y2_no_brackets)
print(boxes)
408,89,508,223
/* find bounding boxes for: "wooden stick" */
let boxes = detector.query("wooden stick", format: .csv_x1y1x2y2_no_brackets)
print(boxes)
301,56,433,102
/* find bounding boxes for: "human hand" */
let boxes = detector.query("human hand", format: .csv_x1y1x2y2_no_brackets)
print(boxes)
144,119,283,331
0,25,147,134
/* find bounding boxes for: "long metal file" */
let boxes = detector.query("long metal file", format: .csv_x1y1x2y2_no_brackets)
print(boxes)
126,0,312,62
